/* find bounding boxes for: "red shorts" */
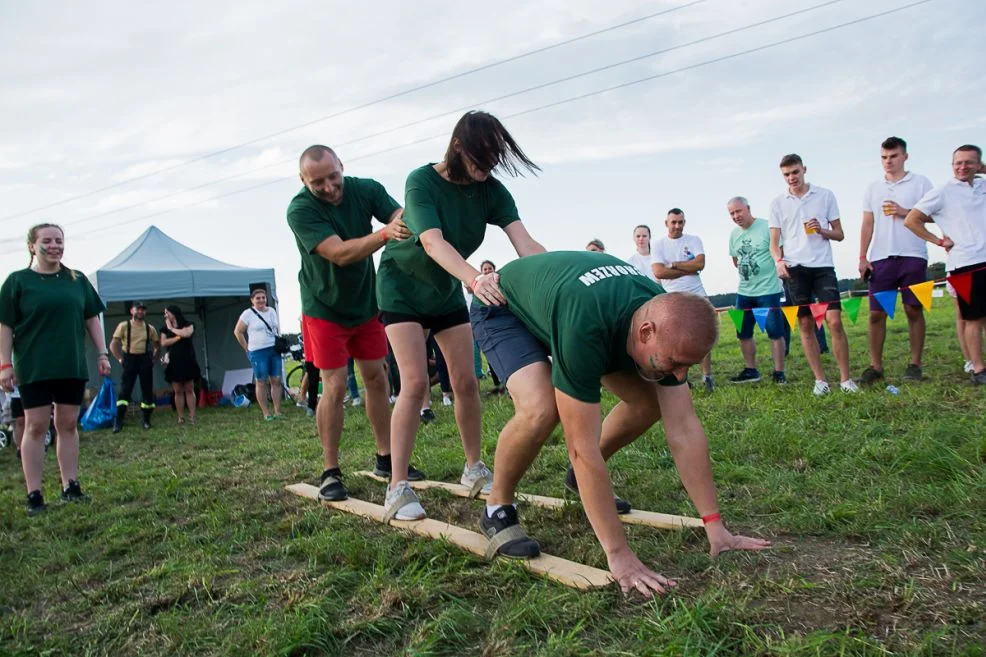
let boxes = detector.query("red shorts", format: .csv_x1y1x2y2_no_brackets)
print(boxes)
301,315,388,370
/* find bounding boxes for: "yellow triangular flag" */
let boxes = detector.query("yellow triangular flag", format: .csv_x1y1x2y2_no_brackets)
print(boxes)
909,280,934,311
781,305,799,331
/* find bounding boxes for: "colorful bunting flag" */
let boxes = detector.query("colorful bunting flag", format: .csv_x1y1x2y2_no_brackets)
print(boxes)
873,290,898,319
809,302,829,330
781,305,799,331
752,307,770,333
842,296,862,324
908,280,934,311
727,309,745,333
947,271,973,304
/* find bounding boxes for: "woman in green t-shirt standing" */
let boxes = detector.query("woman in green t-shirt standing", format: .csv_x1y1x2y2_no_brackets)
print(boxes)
375,111,547,521
0,223,111,516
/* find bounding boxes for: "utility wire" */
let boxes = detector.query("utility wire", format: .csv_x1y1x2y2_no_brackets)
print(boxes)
0,0,707,223
1,0,848,237
0,0,936,253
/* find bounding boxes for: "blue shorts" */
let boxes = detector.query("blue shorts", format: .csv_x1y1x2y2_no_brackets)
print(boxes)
735,293,785,340
248,347,282,380
470,303,549,386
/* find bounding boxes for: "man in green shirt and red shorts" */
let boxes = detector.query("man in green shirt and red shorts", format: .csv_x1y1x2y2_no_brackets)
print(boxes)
471,250,771,597
286,145,420,502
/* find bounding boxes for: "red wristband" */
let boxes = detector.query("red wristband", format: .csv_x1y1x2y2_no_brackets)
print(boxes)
379,229,388,243
470,275,481,293
702,512,721,525
0,363,12,372
936,238,945,247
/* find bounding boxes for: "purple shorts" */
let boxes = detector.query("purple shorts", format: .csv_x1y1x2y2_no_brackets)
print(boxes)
869,256,927,311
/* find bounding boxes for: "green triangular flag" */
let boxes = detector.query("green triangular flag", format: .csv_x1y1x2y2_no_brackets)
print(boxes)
843,296,861,324
727,309,745,333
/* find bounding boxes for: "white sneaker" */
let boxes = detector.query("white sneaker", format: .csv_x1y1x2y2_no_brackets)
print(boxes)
461,460,493,495
385,481,426,521
813,380,831,396
388,395,397,405
840,379,859,393
442,396,452,407
342,393,351,404
351,397,362,407
964,360,975,374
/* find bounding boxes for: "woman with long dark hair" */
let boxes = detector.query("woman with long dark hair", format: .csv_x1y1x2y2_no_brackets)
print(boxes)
160,305,201,425
0,223,110,516
375,110,546,521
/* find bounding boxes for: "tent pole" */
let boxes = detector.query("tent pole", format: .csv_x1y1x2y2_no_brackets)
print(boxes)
199,298,211,388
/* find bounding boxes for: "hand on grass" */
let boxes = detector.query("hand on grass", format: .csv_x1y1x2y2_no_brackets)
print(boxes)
607,546,677,598
705,523,772,557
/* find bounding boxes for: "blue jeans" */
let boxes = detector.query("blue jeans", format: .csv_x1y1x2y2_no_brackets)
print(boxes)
735,293,785,340
248,347,282,380
346,358,360,399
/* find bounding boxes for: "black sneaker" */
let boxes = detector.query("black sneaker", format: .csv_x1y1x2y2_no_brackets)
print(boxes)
318,468,348,501
972,369,986,385
372,454,426,482
729,368,761,384
565,466,631,514
419,409,436,424
703,375,715,393
858,366,884,386
902,364,925,382
61,480,91,503
26,490,47,517
479,505,540,559
772,371,787,385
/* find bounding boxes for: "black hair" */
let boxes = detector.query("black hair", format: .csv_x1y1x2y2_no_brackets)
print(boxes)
165,305,191,329
444,111,540,183
779,153,803,168
954,144,983,161
667,208,684,217
881,136,907,152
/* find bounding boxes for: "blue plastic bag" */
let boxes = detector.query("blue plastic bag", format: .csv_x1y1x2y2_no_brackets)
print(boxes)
80,377,117,431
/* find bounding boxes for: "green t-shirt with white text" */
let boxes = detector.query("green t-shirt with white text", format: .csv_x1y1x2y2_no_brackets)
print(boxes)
497,251,679,403
0,268,105,386
376,164,520,316
286,178,400,326
729,218,782,297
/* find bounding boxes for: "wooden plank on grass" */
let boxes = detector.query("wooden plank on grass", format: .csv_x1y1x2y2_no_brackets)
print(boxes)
352,471,703,530
286,483,612,591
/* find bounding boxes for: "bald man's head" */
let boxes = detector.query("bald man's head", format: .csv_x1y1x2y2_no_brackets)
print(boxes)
629,293,718,381
299,145,344,205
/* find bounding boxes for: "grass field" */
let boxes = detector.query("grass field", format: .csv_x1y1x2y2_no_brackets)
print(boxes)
1,303,984,656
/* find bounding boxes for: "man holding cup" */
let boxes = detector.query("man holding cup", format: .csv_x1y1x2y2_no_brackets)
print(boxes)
858,137,933,385
769,154,858,395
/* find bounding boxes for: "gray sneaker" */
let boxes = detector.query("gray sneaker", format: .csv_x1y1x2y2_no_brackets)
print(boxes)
902,364,924,382
972,370,986,385
461,460,493,496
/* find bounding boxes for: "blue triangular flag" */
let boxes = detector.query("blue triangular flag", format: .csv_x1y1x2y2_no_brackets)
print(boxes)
873,290,898,319
752,308,770,333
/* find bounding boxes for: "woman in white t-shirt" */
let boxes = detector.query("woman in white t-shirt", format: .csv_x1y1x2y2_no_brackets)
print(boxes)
233,289,284,420
626,224,659,283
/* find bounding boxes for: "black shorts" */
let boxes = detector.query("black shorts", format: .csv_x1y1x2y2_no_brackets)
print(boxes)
379,307,471,334
470,303,550,386
11,397,24,419
786,266,842,318
18,378,86,410
951,262,986,321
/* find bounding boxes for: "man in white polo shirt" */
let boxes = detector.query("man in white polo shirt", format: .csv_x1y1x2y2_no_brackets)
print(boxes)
769,154,858,396
858,137,934,386
651,208,714,392
905,144,986,385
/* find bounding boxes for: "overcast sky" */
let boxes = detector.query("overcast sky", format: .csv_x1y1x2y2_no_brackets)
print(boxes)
1,0,982,331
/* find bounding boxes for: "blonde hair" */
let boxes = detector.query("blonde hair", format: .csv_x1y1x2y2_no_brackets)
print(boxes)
28,223,76,280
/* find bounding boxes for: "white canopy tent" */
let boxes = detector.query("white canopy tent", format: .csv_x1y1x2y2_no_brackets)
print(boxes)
88,226,278,395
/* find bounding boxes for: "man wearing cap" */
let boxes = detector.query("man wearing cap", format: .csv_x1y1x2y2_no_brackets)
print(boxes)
110,301,160,432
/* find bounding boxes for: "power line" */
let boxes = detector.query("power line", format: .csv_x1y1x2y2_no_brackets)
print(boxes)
1,0,849,238
0,0,937,254
0,0,707,223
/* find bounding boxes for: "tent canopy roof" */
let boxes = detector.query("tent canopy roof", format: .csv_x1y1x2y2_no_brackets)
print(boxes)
93,225,276,302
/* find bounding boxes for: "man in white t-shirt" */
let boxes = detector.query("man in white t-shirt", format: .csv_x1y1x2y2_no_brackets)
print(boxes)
769,154,857,396
651,208,714,391
858,137,934,386
906,144,986,384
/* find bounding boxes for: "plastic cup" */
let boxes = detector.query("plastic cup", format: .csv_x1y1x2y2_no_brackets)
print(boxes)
882,200,894,216
803,219,817,235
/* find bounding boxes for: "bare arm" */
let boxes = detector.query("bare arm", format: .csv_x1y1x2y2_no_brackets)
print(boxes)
419,228,505,305
769,228,789,279
86,316,111,376
651,262,686,280
859,211,875,277
670,253,705,273
731,256,738,269
657,383,772,556
904,208,952,250
0,323,13,390
109,337,123,362
160,334,181,347
313,230,390,268
233,320,250,353
818,218,844,241
502,221,546,257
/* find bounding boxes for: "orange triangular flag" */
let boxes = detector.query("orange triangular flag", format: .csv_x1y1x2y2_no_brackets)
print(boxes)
909,280,934,311
781,305,799,331
809,302,829,329
947,272,973,304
